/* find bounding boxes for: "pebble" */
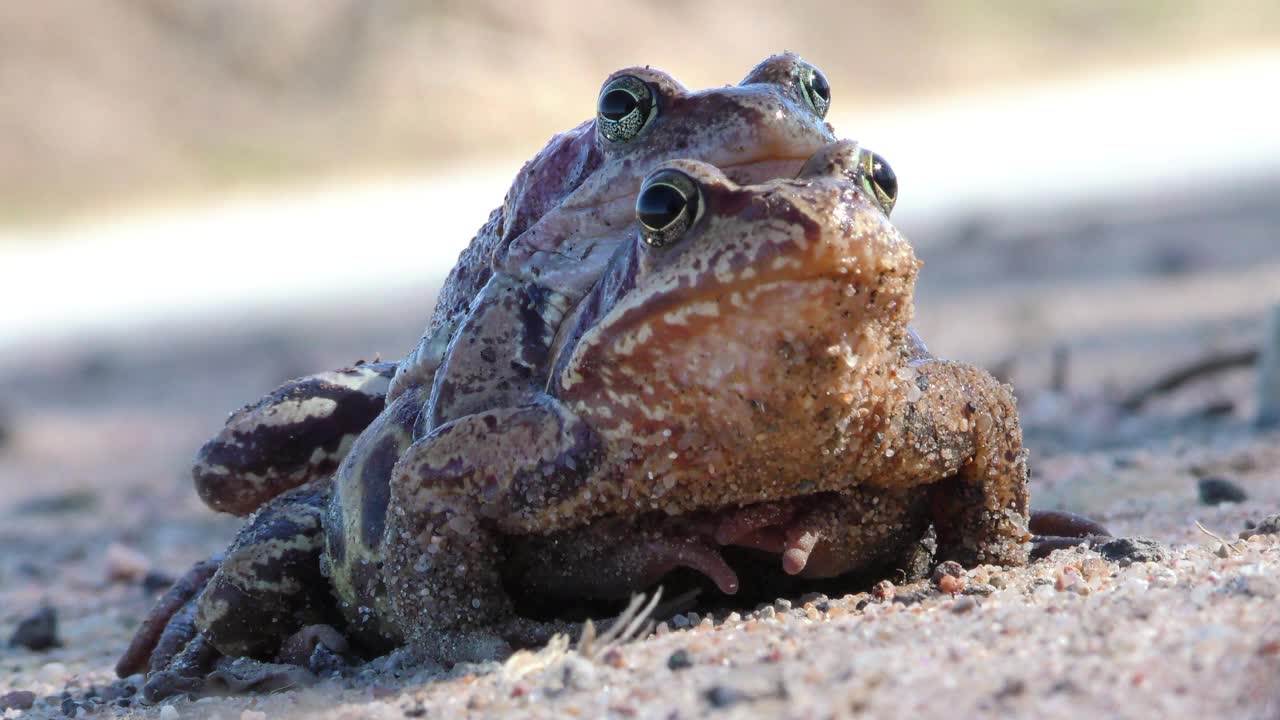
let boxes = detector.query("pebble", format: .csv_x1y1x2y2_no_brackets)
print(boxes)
666,649,693,671
773,598,792,611
159,704,180,719
952,596,979,614
10,605,60,651
932,560,965,582
1241,514,1280,539
104,542,152,583
1099,537,1167,566
1054,566,1084,592
0,691,35,711
704,685,746,708
670,614,691,629
1197,477,1248,506
871,579,895,601
938,574,965,595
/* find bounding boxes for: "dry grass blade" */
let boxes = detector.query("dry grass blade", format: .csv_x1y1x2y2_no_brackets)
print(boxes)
576,589,663,660
1195,520,1245,555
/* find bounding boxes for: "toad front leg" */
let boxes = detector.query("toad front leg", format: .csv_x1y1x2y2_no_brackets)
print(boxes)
881,359,1032,567
381,398,607,663
194,362,397,515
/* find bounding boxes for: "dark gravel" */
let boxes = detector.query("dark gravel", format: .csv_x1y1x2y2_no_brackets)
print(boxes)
1198,476,1249,505
9,605,60,651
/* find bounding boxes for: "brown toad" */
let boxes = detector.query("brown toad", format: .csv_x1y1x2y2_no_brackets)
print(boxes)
378,140,1034,660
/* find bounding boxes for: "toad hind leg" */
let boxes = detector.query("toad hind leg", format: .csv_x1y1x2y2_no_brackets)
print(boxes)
120,484,338,700
885,359,1032,567
382,398,603,663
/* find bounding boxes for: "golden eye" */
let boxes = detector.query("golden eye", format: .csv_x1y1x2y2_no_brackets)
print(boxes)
860,150,897,215
636,169,701,248
597,75,657,143
797,63,831,119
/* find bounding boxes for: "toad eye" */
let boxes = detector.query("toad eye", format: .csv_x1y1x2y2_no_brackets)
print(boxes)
636,169,701,248
797,63,831,119
859,150,897,215
597,75,656,143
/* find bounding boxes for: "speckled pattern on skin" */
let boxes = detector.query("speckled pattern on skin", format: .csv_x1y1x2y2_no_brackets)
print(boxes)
380,140,1030,663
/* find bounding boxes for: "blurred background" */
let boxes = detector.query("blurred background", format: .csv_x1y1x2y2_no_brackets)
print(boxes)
1,1,1279,589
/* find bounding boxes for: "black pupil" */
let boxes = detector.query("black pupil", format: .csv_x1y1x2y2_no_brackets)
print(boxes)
872,154,897,198
810,70,830,102
637,183,686,229
600,89,638,121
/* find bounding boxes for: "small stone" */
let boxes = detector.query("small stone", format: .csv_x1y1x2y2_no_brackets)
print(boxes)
105,542,152,583
1215,544,1231,558
10,605,60,651
666,649,693,671
0,691,36,711
704,685,746,708
1241,514,1280,539
1099,537,1167,566
1054,565,1084,592
670,614,691,629
159,704,180,719
773,598,792,611
932,560,964,582
725,612,742,623
1198,477,1248,506
871,580,895,602
60,698,79,717
964,583,996,596
952,596,979,614
758,606,776,620
938,574,965,595
1079,557,1111,580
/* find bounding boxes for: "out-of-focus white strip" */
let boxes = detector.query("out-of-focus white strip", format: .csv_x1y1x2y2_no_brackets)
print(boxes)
841,50,1280,221
2,50,1278,346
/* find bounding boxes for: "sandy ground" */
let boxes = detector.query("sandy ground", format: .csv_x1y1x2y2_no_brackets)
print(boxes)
3,178,1280,717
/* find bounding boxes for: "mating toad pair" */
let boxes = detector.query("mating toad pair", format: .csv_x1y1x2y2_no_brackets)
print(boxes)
118,54,1075,700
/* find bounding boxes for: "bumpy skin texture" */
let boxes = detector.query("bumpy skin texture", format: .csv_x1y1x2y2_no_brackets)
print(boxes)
379,141,1033,660
391,54,838,428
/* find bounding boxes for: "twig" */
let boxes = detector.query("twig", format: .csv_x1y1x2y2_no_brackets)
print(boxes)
1195,520,1243,555
1119,347,1260,412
